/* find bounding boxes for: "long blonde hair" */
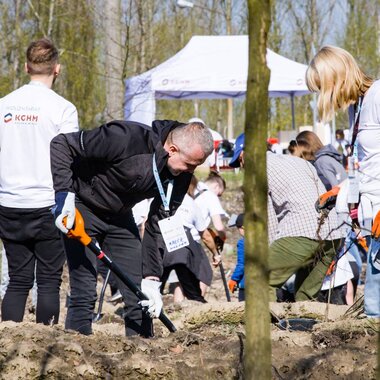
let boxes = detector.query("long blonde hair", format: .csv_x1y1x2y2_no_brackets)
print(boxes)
306,46,374,122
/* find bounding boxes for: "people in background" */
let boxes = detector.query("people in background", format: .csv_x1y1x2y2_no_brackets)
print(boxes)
288,130,347,191
334,129,349,168
230,133,345,302
288,131,361,306
267,137,282,155
161,176,220,303
194,171,228,242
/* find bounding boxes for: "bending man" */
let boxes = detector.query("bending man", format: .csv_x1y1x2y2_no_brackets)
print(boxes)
51,120,213,337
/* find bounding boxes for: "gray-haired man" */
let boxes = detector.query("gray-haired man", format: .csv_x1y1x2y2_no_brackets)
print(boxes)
51,119,213,337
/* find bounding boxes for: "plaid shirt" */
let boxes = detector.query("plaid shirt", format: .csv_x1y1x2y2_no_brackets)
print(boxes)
267,152,345,244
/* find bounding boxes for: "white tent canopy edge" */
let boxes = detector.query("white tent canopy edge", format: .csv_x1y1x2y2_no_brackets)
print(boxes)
124,35,310,127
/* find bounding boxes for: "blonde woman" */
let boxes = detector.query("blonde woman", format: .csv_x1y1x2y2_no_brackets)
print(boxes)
308,46,379,318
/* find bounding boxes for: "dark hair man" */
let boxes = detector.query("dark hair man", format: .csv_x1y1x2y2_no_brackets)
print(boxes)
51,119,214,337
0,38,79,324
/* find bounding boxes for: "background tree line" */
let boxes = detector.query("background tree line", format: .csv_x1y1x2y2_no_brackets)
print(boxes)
0,0,378,134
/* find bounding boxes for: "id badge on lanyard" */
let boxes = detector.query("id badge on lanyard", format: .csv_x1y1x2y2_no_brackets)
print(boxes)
158,214,189,252
153,154,189,252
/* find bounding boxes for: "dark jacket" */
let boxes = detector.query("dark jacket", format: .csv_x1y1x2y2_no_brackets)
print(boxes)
50,119,192,277
314,144,347,190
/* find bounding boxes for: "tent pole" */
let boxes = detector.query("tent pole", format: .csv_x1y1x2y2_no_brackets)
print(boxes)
194,99,199,117
291,93,295,130
227,98,233,139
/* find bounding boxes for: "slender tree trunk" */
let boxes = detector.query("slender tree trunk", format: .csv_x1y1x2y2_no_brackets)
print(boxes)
47,0,55,38
13,0,21,90
104,0,123,120
244,0,271,379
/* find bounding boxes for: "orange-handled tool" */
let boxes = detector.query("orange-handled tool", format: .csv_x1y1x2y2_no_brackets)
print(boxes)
64,209,177,333
64,209,91,245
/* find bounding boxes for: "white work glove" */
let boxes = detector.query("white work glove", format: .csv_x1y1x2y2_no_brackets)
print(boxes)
53,192,76,233
140,278,163,319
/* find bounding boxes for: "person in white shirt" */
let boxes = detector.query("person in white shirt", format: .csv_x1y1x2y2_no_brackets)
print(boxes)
193,172,228,296
194,171,228,242
163,177,220,303
0,38,79,324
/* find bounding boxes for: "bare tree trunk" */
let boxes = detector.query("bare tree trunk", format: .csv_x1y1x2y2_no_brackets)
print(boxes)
13,0,22,90
47,0,55,37
104,0,124,120
244,0,271,379
136,0,146,72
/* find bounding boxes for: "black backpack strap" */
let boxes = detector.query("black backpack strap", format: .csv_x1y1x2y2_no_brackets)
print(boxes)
349,96,363,156
194,189,208,199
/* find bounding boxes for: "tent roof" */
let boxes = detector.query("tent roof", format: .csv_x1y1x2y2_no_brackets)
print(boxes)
124,35,310,124
127,35,310,100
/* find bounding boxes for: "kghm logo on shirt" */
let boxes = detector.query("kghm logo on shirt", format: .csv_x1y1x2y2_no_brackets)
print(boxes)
14,114,38,123
4,113,12,123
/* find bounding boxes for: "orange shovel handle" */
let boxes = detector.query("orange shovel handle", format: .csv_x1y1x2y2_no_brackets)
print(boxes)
63,209,92,246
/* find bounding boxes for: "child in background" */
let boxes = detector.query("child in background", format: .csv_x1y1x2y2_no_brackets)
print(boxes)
228,214,245,302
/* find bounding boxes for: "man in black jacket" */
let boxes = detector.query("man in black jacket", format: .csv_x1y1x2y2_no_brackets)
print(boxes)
51,119,214,337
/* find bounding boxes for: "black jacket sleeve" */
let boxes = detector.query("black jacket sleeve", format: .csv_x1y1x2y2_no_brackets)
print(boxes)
50,131,82,192
50,122,137,193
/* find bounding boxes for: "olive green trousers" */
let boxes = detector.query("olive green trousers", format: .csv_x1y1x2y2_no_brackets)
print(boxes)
268,237,343,301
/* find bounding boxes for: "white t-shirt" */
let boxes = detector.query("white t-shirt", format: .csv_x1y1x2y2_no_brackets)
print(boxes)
357,80,380,191
194,181,228,227
321,253,354,290
0,82,79,208
176,194,207,242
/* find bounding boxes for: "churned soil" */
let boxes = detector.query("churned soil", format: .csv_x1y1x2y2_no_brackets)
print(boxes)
0,170,378,379
0,273,377,379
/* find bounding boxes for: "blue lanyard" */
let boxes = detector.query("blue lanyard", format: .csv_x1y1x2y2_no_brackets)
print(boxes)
153,153,173,212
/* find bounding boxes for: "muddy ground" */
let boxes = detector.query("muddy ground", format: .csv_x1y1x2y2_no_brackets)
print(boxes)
0,170,378,379
0,285,378,379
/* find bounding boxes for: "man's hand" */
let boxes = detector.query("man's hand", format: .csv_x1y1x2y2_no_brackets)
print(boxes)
357,236,368,252
214,236,225,252
207,228,226,252
212,253,222,267
228,279,237,293
140,278,163,318
53,192,76,233
315,186,340,211
372,210,380,240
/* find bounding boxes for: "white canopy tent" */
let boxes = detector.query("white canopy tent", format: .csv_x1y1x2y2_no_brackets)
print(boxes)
124,35,310,129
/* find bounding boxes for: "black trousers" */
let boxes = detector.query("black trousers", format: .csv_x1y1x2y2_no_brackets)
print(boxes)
64,201,152,337
0,205,64,324
161,264,206,303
